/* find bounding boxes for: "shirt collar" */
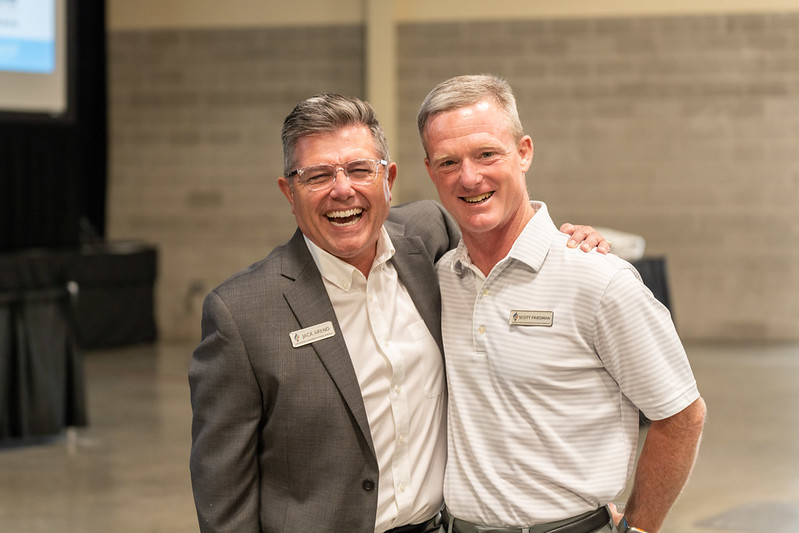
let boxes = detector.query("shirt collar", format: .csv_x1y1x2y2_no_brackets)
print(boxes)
451,201,558,275
304,225,396,290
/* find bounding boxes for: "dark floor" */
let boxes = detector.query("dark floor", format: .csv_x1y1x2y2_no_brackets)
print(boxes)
0,341,797,532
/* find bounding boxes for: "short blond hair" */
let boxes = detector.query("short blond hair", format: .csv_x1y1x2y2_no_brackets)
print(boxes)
417,74,524,155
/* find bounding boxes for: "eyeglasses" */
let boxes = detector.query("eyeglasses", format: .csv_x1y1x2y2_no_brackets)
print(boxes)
287,158,388,192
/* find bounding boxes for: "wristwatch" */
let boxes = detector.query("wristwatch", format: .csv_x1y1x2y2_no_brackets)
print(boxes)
620,516,648,533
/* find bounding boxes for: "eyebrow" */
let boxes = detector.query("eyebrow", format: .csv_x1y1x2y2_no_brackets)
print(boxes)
429,153,454,166
430,143,505,164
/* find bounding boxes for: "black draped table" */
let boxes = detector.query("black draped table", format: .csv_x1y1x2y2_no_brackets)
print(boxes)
0,249,86,441
0,242,157,442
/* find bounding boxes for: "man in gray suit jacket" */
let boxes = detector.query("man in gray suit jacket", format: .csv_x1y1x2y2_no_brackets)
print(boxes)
189,94,605,533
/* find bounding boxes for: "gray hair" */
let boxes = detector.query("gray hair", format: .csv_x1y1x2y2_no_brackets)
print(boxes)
281,93,390,176
417,74,524,154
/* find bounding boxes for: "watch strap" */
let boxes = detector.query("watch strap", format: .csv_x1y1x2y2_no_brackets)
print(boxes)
620,516,648,532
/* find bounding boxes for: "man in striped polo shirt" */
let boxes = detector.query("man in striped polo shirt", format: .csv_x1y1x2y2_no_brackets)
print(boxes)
418,74,706,533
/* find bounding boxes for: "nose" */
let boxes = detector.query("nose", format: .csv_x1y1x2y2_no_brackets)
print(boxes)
329,167,355,198
459,158,483,189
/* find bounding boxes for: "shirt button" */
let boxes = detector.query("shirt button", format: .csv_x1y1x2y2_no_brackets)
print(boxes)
398,434,406,443
482,289,490,296
362,479,376,491
478,326,486,335
399,483,406,492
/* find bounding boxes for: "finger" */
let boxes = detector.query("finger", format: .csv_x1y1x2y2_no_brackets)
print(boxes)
608,502,624,524
582,237,611,254
575,229,605,252
566,225,595,248
579,238,610,254
559,222,576,236
570,225,595,242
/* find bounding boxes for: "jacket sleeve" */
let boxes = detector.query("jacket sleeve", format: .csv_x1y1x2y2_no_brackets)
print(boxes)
189,290,262,533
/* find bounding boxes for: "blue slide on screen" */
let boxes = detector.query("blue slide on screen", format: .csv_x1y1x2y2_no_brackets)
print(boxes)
0,0,56,73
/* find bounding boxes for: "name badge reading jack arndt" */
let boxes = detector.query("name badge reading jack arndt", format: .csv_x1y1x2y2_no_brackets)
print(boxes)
290,321,336,348
509,310,554,327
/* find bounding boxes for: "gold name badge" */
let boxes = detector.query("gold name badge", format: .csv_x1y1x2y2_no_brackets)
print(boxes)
509,310,554,327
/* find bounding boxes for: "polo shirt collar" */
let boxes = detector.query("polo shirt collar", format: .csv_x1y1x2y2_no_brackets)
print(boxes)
452,201,558,275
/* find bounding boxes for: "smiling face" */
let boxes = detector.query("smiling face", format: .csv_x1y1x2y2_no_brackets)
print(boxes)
278,124,397,275
423,98,534,249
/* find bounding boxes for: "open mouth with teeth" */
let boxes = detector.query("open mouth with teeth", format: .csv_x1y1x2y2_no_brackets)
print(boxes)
326,208,363,227
462,192,494,204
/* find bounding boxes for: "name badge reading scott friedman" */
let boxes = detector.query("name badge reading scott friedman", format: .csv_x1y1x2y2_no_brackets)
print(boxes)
509,310,554,327
290,321,336,348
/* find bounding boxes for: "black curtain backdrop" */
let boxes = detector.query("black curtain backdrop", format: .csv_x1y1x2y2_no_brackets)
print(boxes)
0,0,107,251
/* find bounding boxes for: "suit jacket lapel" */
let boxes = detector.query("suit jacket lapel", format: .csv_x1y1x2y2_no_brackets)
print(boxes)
280,230,376,457
386,221,445,356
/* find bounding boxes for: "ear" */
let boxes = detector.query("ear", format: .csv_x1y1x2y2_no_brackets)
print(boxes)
518,135,534,172
384,162,397,203
277,176,296,214
386,162,397,190
424,157,436,184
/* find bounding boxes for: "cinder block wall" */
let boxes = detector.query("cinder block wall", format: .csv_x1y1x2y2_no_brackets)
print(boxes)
108,12,799,342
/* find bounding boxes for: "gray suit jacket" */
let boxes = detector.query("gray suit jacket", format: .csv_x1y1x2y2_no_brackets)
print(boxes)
189,200,460,533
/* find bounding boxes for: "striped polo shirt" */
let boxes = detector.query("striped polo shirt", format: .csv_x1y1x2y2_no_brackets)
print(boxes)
437,201,699,527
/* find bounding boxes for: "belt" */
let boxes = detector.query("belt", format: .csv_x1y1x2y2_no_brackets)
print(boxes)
444,506,611,533
386,511,443,533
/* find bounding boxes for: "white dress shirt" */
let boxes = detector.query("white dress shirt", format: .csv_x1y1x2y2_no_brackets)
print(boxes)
305,227,446,532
